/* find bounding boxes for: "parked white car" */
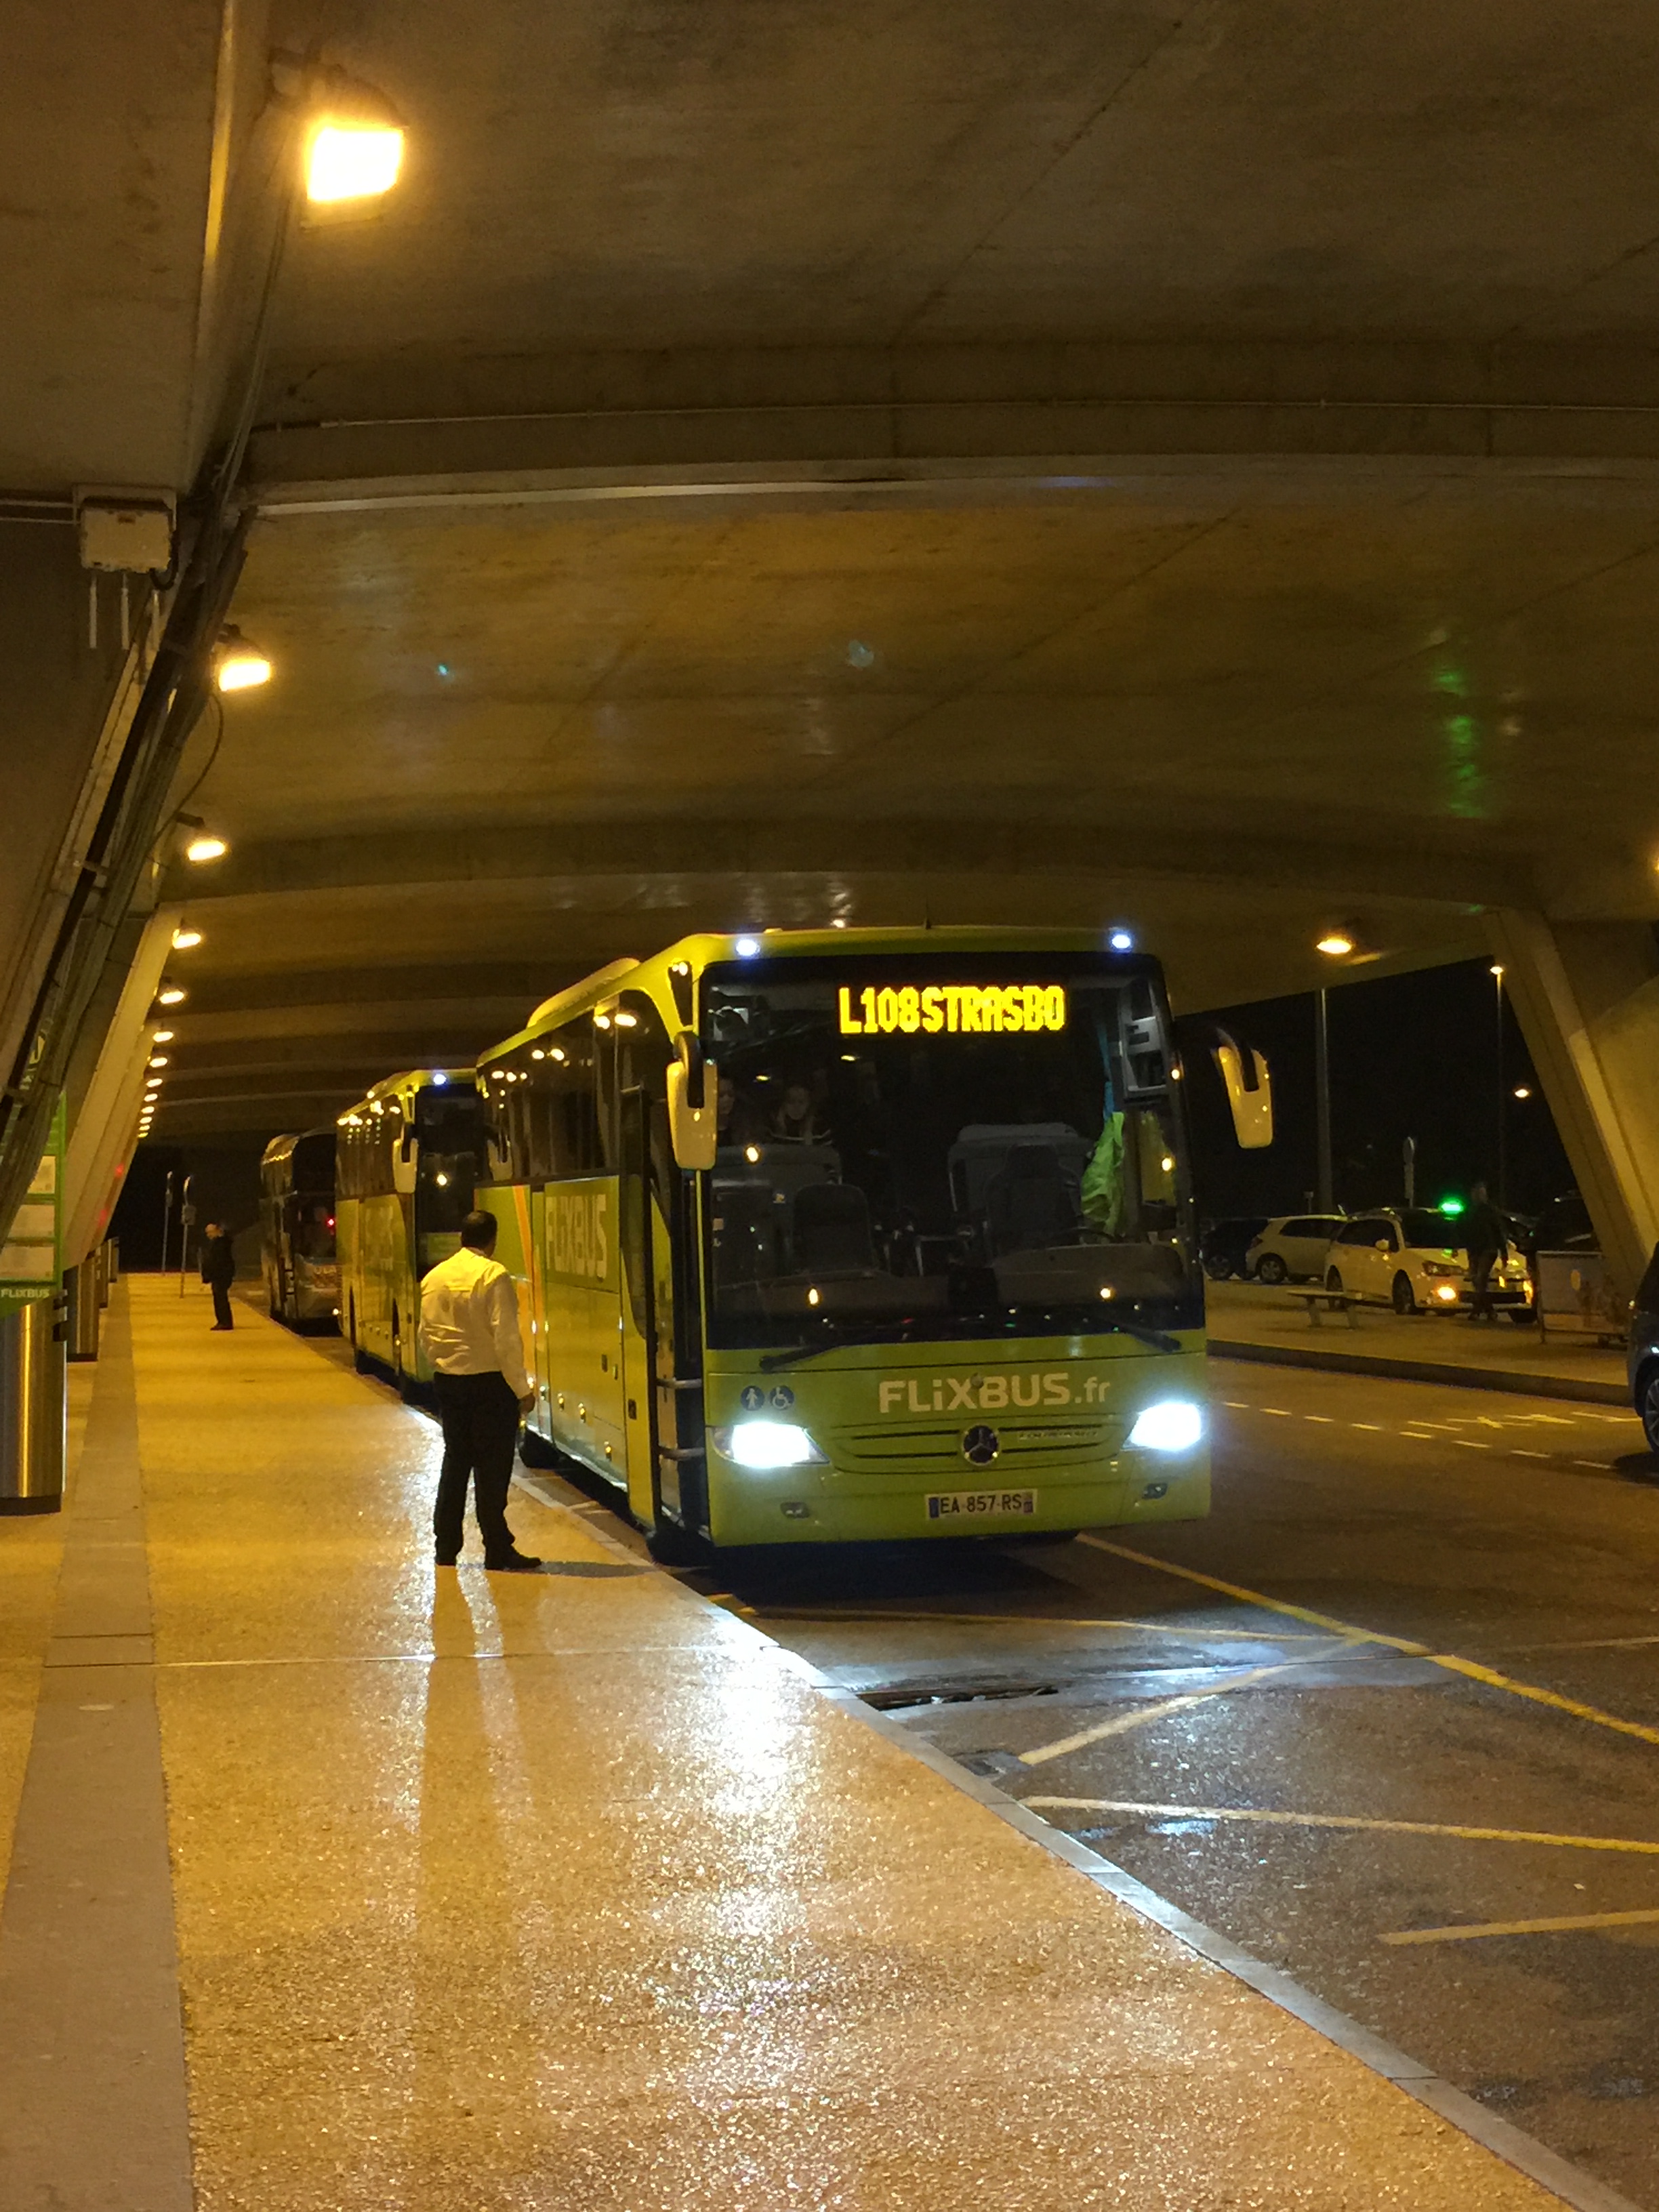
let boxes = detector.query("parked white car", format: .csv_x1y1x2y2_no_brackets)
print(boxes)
1322,1208,1533,1318
1245,1212,1347,1284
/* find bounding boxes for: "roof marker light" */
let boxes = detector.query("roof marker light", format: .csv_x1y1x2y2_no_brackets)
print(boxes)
1108,928,1134,951
430,1071,448,1086
735,936,761,958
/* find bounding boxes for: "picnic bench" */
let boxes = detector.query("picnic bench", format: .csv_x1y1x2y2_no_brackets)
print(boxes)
1286,1288,1360,1328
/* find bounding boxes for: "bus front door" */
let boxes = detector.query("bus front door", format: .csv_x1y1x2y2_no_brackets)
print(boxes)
619,1088,705,1542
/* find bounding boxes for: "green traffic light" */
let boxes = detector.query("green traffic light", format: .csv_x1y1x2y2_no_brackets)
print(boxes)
1439,1196,1466,1216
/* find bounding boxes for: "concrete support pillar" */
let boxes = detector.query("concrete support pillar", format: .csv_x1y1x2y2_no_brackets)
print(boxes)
1489,912,1659,1300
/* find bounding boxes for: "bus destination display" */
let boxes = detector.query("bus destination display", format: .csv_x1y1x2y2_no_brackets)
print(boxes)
837,983,1067,1038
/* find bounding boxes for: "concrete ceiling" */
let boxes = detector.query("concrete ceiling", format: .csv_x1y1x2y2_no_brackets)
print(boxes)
15,0,1659,1139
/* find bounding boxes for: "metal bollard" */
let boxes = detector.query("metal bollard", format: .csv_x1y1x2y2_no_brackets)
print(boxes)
66,1261,100,1363
106,1238,119,1286
97,1240,112,1308
0,1296,66,1513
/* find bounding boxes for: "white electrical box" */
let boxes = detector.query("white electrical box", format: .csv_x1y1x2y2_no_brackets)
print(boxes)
75,491,176,574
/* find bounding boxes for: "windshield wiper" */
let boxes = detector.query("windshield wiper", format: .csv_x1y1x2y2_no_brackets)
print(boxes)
759,1314,1183,1370
760,1324,920,1372
1101,1319,1182,1355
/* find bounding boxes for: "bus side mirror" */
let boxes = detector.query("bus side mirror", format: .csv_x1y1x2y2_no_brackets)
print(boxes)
1212,1030,1273,1149
392,1139,417,1195
668,1032,716,1171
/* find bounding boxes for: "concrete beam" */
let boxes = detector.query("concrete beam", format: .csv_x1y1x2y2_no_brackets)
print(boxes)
167,818,1532,915
247,342,1659,504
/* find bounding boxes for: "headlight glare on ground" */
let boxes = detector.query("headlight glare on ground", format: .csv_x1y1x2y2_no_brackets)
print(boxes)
1127,1400,1204,1452
714,1420,827,1470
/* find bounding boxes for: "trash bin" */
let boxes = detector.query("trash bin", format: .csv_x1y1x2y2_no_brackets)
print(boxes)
0,1296,65,1513
66,1260,100,1362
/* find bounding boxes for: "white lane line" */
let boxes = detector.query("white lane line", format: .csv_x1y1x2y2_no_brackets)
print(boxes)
1351,1422,1382,1431
1574,1460,1608,1471
1383,1906,1659,1946
1016,1662,1306,1767
1453,1440,1492,1450
1303,1414,1334,1424
1513,1450,1550,1459
1260,1408,1293,1418
1020,1797,1659,1856
1223,1400,1250,1408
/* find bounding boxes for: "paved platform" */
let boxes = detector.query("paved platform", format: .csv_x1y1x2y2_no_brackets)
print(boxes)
1208,1279,1629,1406
0,1277,1584,2210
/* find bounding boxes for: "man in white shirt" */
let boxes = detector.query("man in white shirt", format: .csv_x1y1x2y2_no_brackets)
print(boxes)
417,1210,541,1572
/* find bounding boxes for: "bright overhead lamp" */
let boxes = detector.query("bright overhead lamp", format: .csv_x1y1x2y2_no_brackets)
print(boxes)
151,1029,173,1044
171,928,203,950
148,1055,169,1069
1514,1084,1532,1100
214,626,272,693
185,834,228,863
157,986,186,1006
1315,931,1355,959
306,119,405,203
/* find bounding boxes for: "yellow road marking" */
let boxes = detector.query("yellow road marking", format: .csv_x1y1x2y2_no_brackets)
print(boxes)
1076,1535,1427,1652
1078,1534,1659,1746
750,1606,1329,1640
1017,1664,1303,1765
1382,1908,1659,1946
1021,1796,1659,1856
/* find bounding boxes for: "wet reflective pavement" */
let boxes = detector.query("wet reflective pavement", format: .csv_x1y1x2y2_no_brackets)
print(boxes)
0,1280,1618,2210
678,1364,1659,2209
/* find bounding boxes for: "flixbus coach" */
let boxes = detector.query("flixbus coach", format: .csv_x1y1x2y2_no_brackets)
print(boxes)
477,928,1208,1559
335,1069,487,1391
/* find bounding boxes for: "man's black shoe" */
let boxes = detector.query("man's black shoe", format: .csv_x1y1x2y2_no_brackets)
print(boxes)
209,1323,232,1332
485,1551,542,1573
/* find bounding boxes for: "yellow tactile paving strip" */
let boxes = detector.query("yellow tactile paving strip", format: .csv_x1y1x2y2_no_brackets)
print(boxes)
99,1276,1568,2207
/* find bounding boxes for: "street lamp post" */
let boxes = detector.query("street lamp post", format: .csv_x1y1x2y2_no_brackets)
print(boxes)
1490,964,1507,1208
1315,987,1333,1212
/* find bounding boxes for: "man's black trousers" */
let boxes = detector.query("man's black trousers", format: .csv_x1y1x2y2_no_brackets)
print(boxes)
209,1282,233,1328
432,1370,520,1563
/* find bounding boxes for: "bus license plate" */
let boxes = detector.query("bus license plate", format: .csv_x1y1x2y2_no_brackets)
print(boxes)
926,1488,1038,1521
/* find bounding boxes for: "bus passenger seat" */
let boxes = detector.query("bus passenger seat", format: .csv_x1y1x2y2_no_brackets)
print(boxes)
794,1183,876,1273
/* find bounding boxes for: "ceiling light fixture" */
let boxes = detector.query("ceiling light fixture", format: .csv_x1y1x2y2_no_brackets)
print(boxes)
1315,931,1355,959
274,55,407,205
151,1029,173,1043
214,626,272,693
157,986,186,1006
171,928,202,950
185,834,229,863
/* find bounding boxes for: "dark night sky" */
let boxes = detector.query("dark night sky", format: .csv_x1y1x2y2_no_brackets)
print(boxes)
1174,957,1574,1225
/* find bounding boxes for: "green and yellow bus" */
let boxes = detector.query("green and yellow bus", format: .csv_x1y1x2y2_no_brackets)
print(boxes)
335,1069,487,1391
476,928,1207,1557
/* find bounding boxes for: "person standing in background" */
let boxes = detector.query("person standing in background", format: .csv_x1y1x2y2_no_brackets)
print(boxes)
201,1222,237,1331
1463,1181,1509,1323
417,1210,541,1572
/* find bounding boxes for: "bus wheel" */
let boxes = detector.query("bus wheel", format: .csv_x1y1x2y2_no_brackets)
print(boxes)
647,1518,707,1566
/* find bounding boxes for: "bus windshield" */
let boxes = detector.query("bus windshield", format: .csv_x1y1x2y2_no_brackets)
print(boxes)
701,955,1197,1351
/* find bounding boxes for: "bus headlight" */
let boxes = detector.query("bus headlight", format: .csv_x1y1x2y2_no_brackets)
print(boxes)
1127,1401,1204,1452
712,1422,828,1470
